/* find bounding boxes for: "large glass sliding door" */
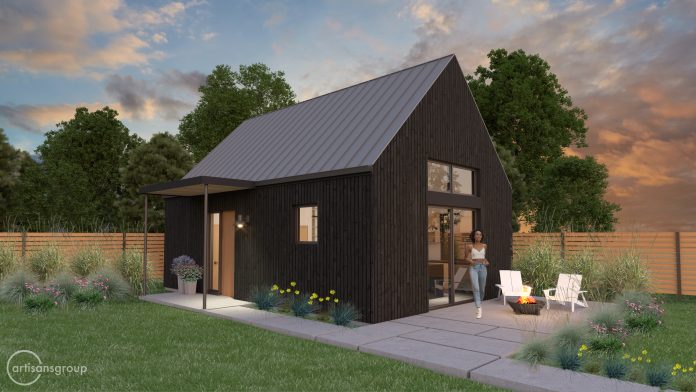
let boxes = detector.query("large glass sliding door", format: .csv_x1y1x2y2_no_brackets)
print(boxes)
427,206,475,308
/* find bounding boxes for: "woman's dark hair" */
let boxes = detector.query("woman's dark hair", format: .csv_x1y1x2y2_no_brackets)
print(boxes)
469,229,484,243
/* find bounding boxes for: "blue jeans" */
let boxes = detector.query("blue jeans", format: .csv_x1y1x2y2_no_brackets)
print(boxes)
470,264,487,308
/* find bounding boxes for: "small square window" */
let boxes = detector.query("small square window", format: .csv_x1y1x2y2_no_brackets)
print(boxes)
298,206,318,243
452,166,474,195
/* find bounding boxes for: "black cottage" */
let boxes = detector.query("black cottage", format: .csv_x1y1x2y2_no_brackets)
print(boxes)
141,55,512,323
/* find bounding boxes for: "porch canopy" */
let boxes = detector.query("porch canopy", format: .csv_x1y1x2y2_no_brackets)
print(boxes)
138,176,255,309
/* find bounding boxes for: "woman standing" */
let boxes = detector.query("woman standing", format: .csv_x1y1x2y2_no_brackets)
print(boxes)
466,229,489,319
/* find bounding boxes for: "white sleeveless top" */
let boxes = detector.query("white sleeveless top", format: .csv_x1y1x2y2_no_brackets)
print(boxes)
471,245,486,259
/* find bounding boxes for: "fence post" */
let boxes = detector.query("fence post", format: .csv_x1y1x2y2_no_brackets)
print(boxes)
21,231,27,259
122,232,127,255
560,231,565,260
676,232,682,297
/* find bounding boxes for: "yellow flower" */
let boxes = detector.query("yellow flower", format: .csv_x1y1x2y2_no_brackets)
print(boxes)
271,284,279,291
580,344,587,351
683,369,688,373
690,367,694,372
319,298,324,302
308,301,313,305
672,371,678,376
294,290,300,295
280,289,285,294
675,363,682,370
638,357,643,362
631,358,636,362
290,282,296,287
334,298,339,303
325,296,330,301
647,359,652,363
286,288,291,292
577,352,583,357
641,349,648,355
311,293,318,299
330,289,336,295
622,354,630,359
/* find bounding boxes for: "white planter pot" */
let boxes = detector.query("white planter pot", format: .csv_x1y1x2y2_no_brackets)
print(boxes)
177,276,184,294
183,280,197,295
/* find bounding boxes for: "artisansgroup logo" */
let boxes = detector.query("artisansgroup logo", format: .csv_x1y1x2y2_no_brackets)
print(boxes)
6,350,87,386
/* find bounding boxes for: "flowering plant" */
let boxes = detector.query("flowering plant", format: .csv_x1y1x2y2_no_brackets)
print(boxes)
171,255,196,276
177,263,203,282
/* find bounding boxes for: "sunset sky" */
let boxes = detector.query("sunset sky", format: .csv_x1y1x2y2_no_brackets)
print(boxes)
1,0,694,231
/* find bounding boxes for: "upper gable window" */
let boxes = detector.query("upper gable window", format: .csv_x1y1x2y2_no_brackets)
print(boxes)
428,160,474,195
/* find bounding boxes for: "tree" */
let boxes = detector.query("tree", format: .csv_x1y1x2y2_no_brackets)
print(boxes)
178,63,296,161
118,133,193,231
531,156,620,232
467,49,589,227
492,141,526,232
0,128,21,223
14,107,142,229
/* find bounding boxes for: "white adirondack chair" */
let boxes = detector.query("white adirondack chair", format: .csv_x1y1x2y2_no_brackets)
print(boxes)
495,270,532,305
543,273,589,312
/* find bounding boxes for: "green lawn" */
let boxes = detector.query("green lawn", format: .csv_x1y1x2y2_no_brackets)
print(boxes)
0,301,505,391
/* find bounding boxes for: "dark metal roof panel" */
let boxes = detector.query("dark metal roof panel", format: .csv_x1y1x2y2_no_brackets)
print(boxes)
184,55,454,182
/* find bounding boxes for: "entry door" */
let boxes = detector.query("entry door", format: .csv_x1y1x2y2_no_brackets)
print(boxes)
209,211,235,297
427,206,475,308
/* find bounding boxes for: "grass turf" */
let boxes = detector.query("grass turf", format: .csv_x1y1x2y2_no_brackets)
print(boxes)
0,300,505,391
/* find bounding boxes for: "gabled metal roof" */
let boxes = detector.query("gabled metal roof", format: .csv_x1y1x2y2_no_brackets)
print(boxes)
184,55,454,182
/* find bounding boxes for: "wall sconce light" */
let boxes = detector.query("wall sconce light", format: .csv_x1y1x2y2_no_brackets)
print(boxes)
236,214,249,229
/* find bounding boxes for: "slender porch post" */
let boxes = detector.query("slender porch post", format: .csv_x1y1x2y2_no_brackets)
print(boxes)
203,184,209,309
143,194,148,295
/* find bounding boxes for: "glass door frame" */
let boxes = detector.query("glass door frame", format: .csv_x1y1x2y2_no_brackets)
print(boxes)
427,205,478,309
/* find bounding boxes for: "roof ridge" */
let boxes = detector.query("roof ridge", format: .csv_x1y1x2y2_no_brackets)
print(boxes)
244,54,455,123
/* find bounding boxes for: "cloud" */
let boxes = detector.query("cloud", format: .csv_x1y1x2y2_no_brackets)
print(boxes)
395,0,696,231
201,32,217,41
408,1,456,35
158,69,207,93
0,0,204,76
0,103,122,133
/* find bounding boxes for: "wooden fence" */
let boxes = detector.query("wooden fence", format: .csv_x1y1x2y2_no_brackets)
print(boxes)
0,232,164,279
513,232,696,296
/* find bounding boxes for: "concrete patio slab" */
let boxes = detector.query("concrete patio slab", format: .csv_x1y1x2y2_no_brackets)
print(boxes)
477,327,549,343
470,359,658,392
251,314,349,340
360,337,499,378
400,328,521,357
141,292,251,311
317,322,426,350
391,315,497,335
205,306,286,325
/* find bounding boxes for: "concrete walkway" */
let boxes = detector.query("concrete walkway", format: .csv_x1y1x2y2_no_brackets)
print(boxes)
141,293,650,391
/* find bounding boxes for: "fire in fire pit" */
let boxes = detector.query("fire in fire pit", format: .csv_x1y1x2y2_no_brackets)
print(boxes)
517,296,537,305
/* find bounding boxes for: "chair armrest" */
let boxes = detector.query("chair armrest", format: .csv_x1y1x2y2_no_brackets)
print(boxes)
494,284,504,289
579,290,588,294
543,288,555,296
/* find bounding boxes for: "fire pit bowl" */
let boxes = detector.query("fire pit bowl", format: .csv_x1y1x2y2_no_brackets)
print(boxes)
508,297,546,315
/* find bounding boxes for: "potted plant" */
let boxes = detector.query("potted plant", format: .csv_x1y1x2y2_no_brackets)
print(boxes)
177,264,203,295
171,255,195,294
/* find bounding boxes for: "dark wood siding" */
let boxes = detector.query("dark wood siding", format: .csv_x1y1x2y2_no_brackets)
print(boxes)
371,58,513,322
164,173,374,321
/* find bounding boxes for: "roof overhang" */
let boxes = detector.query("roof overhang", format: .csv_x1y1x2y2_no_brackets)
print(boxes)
139,176,255,196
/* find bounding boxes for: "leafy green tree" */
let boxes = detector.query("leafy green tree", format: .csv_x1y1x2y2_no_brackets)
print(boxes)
178,63,296,161
531,156,620,232
492,141,526,232
13,107,142,229
467,49,589,227
0,128,21,223
118,133,193,231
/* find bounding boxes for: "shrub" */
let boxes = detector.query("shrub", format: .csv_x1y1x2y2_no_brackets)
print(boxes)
49,271,80,302
674,375,696,392
24,292,59,313
603,356,628,379
0,242,18,281
618,292,664,333
625,312,661,333
117,250,149,295
589,307,626,339
88,267,130,301
289,293,318,317
512,241,562,296
599,250,649,300
72,287,104,309
329,302,361,326
556,346,582,370
588,334,623,353
582,358,602,374
70,247,106,277
552,324,588,350
147,279,166,294
29,244,63,281
516,338,552,366
0,269,38,304
645,363,672,387
250,286,283,311
171,255,195,276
